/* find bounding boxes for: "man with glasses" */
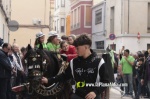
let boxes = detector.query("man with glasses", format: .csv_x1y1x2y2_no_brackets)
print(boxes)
0,43,12,99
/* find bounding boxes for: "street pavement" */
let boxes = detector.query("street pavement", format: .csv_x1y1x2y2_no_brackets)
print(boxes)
109,87,149,99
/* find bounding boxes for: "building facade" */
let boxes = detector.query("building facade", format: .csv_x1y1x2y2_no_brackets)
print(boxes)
53,0,70,36
70,0,92,36
92,0,106,49
10,0,50,47
0,0,11,43
92,0,150,53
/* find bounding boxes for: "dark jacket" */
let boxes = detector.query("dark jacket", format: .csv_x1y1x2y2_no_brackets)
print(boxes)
0,50,12,78
142,56,150,85
49,50,109,98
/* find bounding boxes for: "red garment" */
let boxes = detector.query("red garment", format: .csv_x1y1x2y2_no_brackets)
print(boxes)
60,45,77,62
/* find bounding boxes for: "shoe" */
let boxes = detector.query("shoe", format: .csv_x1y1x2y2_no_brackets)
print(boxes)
121,93,128,97
134,95,139,99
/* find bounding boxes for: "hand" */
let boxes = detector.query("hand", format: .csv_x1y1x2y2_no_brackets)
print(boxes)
20,70,25,75
124,56,127,60
12,69,17,75
141,79,144,85
61,54,67,57
61,54,68,61
41,77,48,84
85,92,96,99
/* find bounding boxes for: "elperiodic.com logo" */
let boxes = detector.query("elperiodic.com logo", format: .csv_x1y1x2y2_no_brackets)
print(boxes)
76,81,128,88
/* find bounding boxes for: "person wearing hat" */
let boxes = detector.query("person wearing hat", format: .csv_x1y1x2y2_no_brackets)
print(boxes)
47,31,60,52
34,32,47,49
42,34,109,99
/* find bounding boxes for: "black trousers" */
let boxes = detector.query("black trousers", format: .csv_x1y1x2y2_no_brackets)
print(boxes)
0,78,11,99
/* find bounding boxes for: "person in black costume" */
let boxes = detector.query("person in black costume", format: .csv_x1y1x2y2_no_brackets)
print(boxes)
42,34,109,99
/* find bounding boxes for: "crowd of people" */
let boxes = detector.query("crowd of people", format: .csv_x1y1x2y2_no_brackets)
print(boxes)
113,47,150,99
1,31,150,99
0,31,79,99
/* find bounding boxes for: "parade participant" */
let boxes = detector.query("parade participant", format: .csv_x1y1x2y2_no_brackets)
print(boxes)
42,34,109,99
60,40,77,62
68,35,76,45
47,31,60,52
0,43,12,99
34,32,47,49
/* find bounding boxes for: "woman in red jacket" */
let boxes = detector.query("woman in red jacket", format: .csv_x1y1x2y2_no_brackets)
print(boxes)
60,41,77,62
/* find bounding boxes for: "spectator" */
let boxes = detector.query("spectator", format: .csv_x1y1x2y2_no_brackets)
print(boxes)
141,49,150,98
60,41,77,62
42,34,109,99
120,49,135,98
61,35,68,41
34,32,47,50
68,35,76,45
0,43,12,99
12,44,25,86
0,38,4,46
47,31,60,52
135,58,144,99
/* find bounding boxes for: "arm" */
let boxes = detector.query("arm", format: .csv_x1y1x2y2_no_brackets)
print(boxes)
46,63,73,84
126,59,134,66
12,54,23,71
0,54,12,71
93,63,109,96
67,54,77,62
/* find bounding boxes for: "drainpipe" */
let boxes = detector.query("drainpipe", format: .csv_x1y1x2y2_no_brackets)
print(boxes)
103,0,106,49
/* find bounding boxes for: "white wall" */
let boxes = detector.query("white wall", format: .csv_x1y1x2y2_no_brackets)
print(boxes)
92,2,106,49
106,34,150,53
0,0,11,43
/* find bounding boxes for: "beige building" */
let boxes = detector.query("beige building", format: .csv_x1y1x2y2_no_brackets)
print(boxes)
92,0,150,53
106,0,150,53
10,0,52,48
0,0,11,42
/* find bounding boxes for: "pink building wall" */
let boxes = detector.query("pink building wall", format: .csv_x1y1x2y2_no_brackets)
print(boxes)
71,1,92,35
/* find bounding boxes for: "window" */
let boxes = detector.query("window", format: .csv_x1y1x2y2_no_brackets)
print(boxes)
71,11,73,29
110,44,116,51
57,0,59,8
61,18,65,33
95,41,104,49
78,7,80,24
85,6,92,26
95,9,102,25
148,3,150,33
57,19,59,33
110,6,115,34
61,0,65,7
55,21,56,31
0,0,2,5
74,9,77,27
147,44,150,50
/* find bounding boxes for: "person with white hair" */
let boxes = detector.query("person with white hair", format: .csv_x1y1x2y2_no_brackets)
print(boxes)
34,32,47,49
47,31,60,52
